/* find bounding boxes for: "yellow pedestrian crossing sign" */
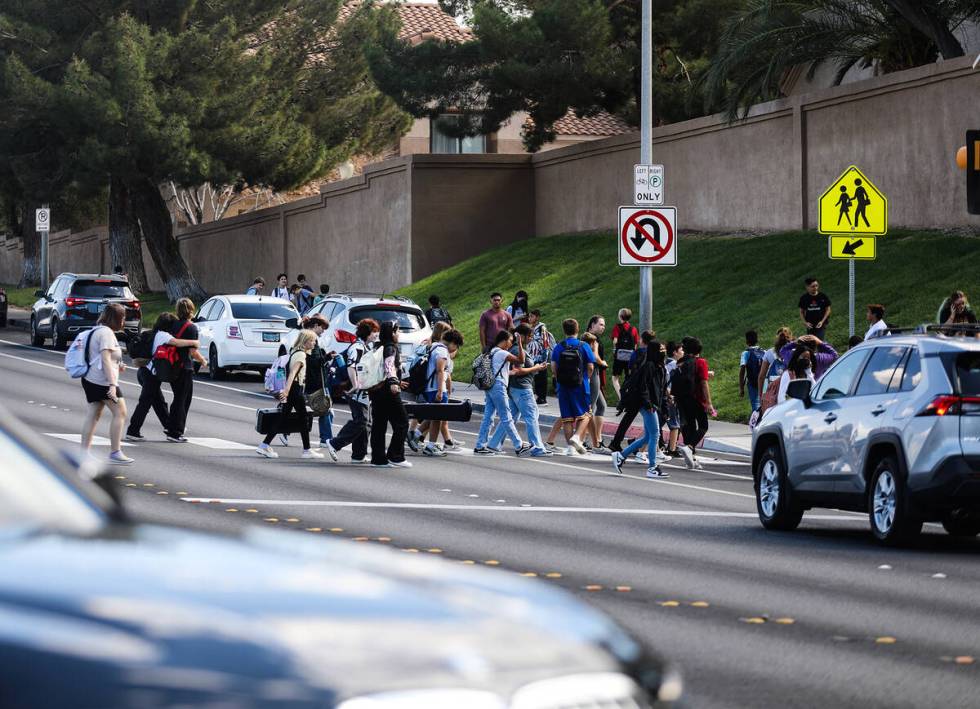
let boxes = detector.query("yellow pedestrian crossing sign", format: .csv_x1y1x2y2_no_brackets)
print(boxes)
829,235,875,260
818,165,887,236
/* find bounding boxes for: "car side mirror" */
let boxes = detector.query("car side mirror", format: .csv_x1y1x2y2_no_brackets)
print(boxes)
786,378,813,405
34,289,44,298
285,317,299,329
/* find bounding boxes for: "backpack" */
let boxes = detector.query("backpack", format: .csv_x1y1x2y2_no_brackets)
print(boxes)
744,346,765,384
353,345,386,390
471,351,507,391
555,341,585,388
616,324,637,351
427,307,451,325
152,321,191,383
527,325,555,364
128,329,155,361
407,344,438,395
65,328,97,379
670,357,698,402
264,354,290,395
326,349,351,395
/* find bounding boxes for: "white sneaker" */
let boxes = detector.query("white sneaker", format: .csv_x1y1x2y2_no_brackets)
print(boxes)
323,440,339,462
423,443,447,457
256,444,279,459
278,434,289,446
389,460,413,468
568,435,587,454
656,449,669,462
647,466,670,478
443,440,461,451
611,451,625,474
107,451,134,465
124,433,144,442
350,457,368,465
679,445,696,469
635,452,649,464
302,449,325,459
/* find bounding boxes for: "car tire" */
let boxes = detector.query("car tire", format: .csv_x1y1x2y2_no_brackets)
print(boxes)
941,509,980,537
0,314,7,328
30,317,44,347
208,345,225,381
53,320,68,351
868,456,922,545
755,444,804,531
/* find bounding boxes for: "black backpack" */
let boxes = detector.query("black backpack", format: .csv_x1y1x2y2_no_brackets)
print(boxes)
128,329,155,361
617,325,637,351
744,347,765,384
555,342,585,388
406,345,437,395
670,357,698,402
427,307,451,325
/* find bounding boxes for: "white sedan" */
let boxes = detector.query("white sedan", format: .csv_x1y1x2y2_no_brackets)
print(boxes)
195,295,298,380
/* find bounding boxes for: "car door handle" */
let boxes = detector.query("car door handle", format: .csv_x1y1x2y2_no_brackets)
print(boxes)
824,413,838,423
871,405,887,416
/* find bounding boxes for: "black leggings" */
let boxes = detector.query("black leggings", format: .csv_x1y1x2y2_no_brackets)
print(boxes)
370,390,409,465
167,369,194,437
128,367,169,436
264,384,310,449
680,402,709,450
610,404,640,450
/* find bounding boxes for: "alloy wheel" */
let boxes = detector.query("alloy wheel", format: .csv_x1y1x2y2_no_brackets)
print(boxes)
873,470,897,534
759,459,780,518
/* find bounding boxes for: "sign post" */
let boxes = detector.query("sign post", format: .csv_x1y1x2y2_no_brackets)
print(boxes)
638,0,653,332
36,206,50,291
817,166,888,337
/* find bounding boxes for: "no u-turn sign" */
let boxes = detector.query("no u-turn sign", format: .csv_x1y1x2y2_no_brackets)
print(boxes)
618,206,677,267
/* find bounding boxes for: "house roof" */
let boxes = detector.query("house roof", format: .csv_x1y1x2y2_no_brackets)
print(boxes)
552,111,632,137
339,1,473,43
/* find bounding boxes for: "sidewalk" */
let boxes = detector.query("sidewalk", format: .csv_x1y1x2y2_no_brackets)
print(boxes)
6,306,29,331
451,379,752,456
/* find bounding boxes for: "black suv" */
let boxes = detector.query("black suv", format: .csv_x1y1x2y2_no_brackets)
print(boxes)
30,273,141,349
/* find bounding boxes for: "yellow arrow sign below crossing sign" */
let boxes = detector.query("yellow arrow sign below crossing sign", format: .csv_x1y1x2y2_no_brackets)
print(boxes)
829,235,876,260
818,165,887,236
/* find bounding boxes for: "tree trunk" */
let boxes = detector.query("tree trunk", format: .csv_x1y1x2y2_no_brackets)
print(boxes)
16,202,41,288
108,175,149,293
129,177,207,303
883,0,964,59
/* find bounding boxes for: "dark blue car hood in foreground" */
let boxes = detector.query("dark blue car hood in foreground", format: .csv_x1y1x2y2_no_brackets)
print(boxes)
0,523,659,708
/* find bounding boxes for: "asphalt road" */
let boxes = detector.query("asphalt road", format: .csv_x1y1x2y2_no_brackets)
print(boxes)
1,329,978,709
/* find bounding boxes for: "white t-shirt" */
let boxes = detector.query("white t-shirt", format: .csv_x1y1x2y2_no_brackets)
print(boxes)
865,319,888,340
491,347,511,385
776,370,815,404
271,286,290,301
147,330,174,376
84,326,121,387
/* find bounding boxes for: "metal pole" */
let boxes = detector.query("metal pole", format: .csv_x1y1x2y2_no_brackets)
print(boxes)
40,203,49,291
638,0,653,332
848,259,855,338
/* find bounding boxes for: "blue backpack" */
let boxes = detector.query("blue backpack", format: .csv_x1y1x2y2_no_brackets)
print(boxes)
326,347,353,395
745,347,765,384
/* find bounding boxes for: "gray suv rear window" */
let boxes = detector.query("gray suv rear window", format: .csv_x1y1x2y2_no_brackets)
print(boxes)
230,302,297,320
957,353,980,395
70,280,134,299
349,306,425,332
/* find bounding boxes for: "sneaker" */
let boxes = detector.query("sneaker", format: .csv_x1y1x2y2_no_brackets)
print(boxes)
124,432,144,442
407,431,422,452
278,434,289,446
667,449,682,458
256,444,279,459
583,442,594,452
107,451,134,465
166,434,188,443
536,397,547,405
544,441,559,452
647,466,670,478
323,440,339,462
530,447,554,457
656,449,669,463
443,440,461,452
611,451,625,474
568,435,587,454
515,443,533,457
301,449,325,460
679,445,696,469
423,443,447,457
371,462,391,468
634,452,649,464
350,457,368,465
389,460,414,468
593,441,608,452
474,447,494,455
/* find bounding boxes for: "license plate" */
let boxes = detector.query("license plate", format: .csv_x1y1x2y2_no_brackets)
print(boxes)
263,332,280,343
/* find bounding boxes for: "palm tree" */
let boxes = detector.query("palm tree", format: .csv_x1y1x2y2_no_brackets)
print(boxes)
704,0,979,122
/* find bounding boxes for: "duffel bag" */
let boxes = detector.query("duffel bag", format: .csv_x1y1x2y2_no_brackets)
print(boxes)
404,398,473,423
255,406,314,435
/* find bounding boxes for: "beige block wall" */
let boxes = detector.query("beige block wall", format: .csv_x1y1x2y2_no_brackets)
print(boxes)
0,237,22,284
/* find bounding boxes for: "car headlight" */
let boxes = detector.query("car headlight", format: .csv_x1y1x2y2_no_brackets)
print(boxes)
337,689,505,709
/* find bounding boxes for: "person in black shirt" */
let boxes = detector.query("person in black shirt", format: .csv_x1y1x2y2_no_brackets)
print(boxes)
424,295,452,327
369,321,411,468
798,277,831,340
166,298,205,443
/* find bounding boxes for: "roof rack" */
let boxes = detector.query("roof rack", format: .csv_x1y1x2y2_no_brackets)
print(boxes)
879,324,980,337
334,291,412,303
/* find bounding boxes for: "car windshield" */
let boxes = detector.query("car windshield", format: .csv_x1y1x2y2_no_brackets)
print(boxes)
230,302,298,320
957,353,980,395
0,427,104,535
70,280,134,299
350,306,425,332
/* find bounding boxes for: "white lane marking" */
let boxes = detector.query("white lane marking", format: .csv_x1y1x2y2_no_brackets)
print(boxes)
186,437,256,450
177,497,858,520
45,433,134,447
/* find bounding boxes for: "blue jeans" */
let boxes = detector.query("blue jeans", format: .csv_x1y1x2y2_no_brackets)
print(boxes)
318,410,334,443
490,387,542,450
622,408,660,459
476,381,522,449
747,383,760,412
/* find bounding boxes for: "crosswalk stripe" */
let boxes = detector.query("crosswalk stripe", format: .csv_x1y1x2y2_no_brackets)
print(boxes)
45,433,134,447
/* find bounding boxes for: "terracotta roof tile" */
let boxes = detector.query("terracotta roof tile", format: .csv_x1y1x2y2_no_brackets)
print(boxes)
552,111,632,136
340,1,473,43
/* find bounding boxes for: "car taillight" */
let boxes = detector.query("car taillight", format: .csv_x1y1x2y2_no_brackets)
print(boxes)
918,395,980,416
335,329,357,343
64,297,85,307
227,324,242,340
128,299,140,310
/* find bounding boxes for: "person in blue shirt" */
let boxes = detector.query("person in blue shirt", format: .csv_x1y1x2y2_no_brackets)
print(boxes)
550,318,596,455
245,277,264,295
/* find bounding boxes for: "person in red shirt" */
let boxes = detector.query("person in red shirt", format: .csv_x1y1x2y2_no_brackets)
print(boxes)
610,308,639,398
479,292,514,353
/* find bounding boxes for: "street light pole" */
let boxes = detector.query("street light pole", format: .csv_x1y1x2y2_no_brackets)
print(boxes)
638,0,653,332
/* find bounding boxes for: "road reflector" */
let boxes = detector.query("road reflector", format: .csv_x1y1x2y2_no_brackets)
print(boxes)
774,618,795,625
615,586,632,593
875,636,897,644
954,656,975,665
584,585,603,592
690,601,709,608
659,601,680,607
742,617,766,624
306,528,322,532
484,560,500,565
545,572,562,578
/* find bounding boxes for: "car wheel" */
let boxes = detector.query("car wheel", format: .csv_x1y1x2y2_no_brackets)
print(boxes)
30,317,44,347
755,445,804,531
53,320,68,350
941,509,980,537
869,457,922,545
208,345,225,381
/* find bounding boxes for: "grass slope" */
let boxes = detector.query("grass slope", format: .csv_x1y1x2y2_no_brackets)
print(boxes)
396,229,980,423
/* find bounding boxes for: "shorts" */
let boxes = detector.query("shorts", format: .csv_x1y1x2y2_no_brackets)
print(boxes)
612,359,631,376
557,385,591,422
424,390,449,404
82,378,123,403
666,401,680,430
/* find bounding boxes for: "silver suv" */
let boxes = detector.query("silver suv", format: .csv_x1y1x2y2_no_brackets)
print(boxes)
752,330,980,544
